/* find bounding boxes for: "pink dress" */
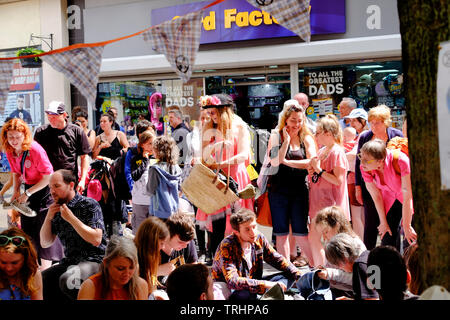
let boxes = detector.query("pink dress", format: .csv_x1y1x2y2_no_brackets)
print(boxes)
360,149,411,215
308,144,350,220
195,135,254,235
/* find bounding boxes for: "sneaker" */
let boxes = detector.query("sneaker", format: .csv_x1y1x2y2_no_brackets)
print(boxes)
11,200,37,217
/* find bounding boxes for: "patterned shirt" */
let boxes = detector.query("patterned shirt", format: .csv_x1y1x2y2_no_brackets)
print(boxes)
51,193,107,264
212,233,300,294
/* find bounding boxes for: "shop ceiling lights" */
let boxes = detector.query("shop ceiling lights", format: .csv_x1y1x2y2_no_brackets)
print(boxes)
374,69,399,73
356,65,383,69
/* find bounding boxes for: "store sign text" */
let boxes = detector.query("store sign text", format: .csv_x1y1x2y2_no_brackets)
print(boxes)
165,85,195,108
307,70,344,96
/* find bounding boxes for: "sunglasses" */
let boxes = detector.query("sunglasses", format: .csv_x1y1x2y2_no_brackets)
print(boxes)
288,105,304,113
0,235,26,247
357,153,377,165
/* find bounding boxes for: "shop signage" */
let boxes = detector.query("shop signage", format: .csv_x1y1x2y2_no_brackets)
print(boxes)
151,0,345,44
305,68,345,96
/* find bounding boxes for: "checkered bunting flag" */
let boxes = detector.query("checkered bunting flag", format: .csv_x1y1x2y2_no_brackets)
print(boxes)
246,0,311,42
0,60,14,115
41,46,105,105
142,10,204,83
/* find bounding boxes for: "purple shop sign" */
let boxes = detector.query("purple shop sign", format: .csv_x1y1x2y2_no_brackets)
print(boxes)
151,0,346,44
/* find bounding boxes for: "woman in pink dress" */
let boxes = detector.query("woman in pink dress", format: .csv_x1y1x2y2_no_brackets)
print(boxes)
195,94,253,261
308,114,350,267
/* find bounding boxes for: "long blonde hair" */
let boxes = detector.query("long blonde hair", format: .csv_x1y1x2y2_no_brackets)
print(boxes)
276,99,312,144
99,235,140,300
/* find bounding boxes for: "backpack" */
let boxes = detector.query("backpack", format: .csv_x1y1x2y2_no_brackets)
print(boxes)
109,150,132,201
386,136,409,175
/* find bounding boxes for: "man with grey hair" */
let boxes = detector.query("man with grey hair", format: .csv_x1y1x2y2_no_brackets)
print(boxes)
168,107,190,166
293,92,316,134
323,233,378,300
338,97,357,129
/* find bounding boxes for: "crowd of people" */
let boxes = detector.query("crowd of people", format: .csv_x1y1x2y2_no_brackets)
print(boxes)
0,92,428,301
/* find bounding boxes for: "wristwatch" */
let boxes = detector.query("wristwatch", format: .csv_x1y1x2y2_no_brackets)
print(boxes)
25,190,32,197
317,169,325,177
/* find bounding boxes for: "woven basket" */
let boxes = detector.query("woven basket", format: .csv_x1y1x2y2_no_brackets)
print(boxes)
181,163,239,214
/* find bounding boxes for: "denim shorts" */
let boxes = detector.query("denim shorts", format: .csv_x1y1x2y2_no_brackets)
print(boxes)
268,190,309,236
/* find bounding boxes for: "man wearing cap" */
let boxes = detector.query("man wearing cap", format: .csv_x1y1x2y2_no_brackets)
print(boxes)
34,101,91,193
338,97,357,129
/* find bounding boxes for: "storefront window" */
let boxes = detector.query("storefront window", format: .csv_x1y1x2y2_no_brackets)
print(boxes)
96,78,204,139
205,71,291,130
300,60,405,129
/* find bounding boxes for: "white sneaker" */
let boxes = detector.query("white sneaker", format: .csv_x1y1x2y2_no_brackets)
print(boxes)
11,200,37,217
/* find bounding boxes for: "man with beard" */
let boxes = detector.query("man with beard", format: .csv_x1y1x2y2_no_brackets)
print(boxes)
39,169,107,301
212,208,301,300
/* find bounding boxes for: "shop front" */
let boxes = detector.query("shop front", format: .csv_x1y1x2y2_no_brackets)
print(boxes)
92,0,403,132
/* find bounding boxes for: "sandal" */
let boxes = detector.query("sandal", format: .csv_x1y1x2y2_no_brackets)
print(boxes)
290,255,310,268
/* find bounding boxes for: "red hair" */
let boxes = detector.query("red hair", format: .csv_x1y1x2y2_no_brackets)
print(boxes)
0,118,33,153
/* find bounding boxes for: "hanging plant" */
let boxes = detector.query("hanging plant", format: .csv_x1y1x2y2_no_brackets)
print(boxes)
16,48,45,68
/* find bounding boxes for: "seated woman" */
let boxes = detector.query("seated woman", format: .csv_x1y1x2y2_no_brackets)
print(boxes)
77,235,148,300
314,206,367,294
0,227,43,300
134,216,170,299
359,139,416,251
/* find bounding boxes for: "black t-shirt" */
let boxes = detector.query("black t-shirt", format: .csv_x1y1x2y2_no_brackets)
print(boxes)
352,250,379,300
158,239,198,285
34,123,91,177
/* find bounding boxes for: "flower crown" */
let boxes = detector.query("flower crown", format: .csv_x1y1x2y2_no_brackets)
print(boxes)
199,95,222,108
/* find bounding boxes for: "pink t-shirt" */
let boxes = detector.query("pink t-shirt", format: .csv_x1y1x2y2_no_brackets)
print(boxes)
360,149,410,215
7,141,53,185
309,144,350,220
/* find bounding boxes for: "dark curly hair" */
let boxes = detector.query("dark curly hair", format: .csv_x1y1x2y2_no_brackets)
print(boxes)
153,135,179,166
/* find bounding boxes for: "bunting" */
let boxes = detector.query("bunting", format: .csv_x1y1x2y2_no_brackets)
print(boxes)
41,46,105,105
246,0,311,42
142,10,204,82
0,61,14,115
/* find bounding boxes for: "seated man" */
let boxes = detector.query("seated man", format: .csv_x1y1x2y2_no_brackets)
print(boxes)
321,233,379,300
166,263,214,301
40,169,108,301
367,245,418,300
212,208,301,300
158,212,198,285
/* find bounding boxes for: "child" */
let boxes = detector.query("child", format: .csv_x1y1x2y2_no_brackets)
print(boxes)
146,135,182,220
343,127,357,153
308,114,350,267
130,131,156,234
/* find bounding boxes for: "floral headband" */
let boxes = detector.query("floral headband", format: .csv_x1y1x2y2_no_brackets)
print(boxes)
199,95,230,109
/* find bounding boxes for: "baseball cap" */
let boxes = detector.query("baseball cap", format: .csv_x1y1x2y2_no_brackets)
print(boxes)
344,108,368,121
45,101,66,115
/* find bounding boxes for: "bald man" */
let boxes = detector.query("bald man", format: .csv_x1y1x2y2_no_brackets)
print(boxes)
293,93,316,134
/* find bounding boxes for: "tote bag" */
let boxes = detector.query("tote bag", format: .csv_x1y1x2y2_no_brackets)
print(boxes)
256,191,272,227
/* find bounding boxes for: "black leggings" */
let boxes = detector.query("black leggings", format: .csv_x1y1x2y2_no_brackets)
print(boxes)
209,216,226,258
361,183,379,250
381,199,410,252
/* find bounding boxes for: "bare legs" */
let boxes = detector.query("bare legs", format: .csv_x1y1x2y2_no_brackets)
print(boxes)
351,205,365,241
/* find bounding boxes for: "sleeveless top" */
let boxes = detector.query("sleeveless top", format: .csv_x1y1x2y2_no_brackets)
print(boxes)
89,273,130,300
269,142,309,195
0,284,31,300
99,132,122,160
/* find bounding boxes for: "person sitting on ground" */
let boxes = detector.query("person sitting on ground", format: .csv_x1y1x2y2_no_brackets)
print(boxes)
367,245,418,300
0,227,42,300
315,206,366,295
134,216,170,299
77,235,148,300
212,208,301,301
403,243,423,296
166,263,214,301
40,169,108,301
321,233,378,300
158,212,198,285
